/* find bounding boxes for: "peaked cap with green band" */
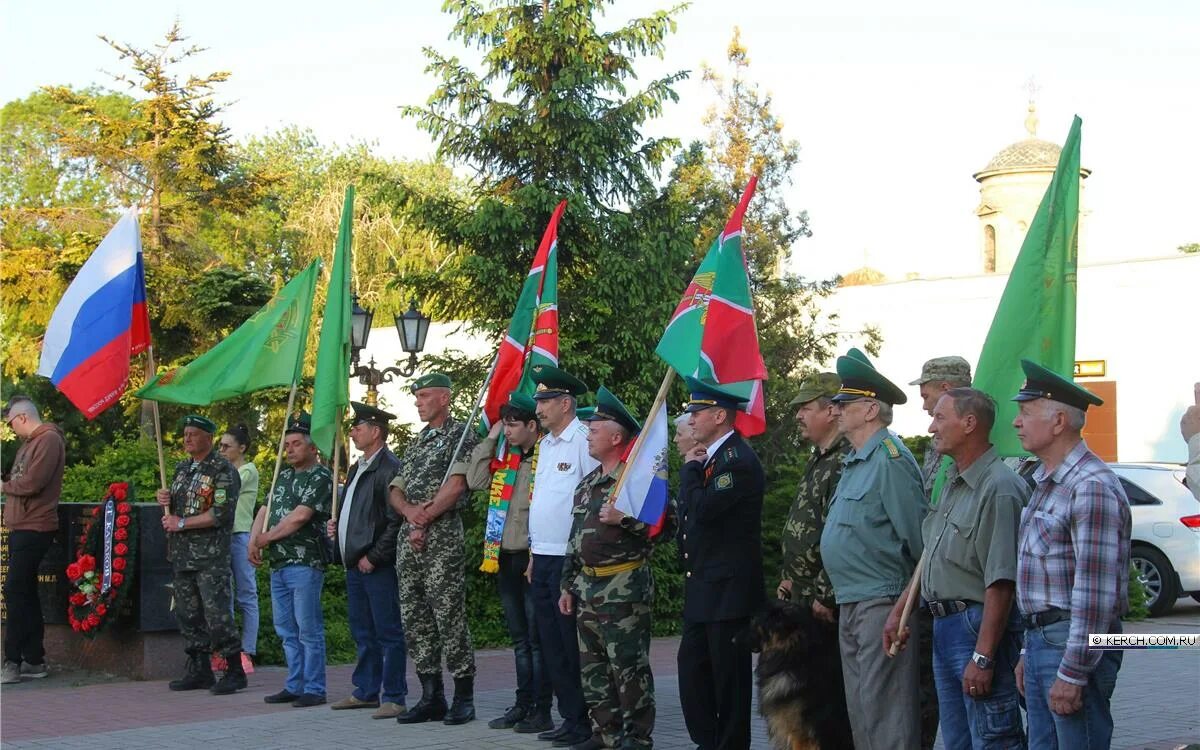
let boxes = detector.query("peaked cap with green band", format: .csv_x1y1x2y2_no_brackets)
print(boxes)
501,391,538,419
410,372,452,393
180,414,217,434
350,401,395,427
584,386,641,433
832,350,908,405
529,364,589,400
845,347,873,366
575,406,596,421
788,372,841,407
1011,359,1103,411
683,376,749,413
285,411,312,435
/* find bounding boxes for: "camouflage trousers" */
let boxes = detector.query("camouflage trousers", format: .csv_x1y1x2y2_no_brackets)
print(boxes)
396,527,475,678
576,599,655,750
918,609,939,750
174,565,240,658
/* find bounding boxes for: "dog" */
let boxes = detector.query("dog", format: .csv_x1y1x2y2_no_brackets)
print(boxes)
736,598,855,750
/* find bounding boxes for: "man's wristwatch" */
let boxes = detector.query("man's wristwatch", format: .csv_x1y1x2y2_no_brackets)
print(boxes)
177,517,186,530
971,651,994,669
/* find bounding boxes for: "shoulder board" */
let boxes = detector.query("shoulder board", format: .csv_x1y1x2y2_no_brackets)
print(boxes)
573,422,589,435
882,437,901,459
724,444,739,461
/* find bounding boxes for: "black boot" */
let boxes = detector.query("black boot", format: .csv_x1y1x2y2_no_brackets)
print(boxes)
169,652,215,691
443,675,476,725
397,673,447,724
210,650,247,695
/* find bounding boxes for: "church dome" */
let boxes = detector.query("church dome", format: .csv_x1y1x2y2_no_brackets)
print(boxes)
980,138,1062,172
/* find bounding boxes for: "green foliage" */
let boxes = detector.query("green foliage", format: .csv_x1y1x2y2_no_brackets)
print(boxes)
901,434,932,468
1124,563,1149,622
60,435,182,503
1178,242,1200,254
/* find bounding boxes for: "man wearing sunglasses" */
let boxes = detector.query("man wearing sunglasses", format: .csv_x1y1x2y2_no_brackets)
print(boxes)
1,395,66,685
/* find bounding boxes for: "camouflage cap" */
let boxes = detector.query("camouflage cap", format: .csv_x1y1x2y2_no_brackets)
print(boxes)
909,356,972,386
180,414,217,434
788,372,841,407
410,372,452,393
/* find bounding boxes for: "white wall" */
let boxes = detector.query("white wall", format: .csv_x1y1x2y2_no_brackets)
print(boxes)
821,254,1200,462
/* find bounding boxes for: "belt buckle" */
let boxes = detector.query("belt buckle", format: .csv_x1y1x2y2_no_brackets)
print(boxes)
930,601,945,618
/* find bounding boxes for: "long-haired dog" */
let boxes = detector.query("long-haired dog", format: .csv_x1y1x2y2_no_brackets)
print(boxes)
736,599,855,750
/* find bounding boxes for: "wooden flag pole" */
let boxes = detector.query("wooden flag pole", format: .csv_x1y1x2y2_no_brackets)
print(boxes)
440,350,501,486
606,366,675,505
260,379,299,534
144,346,168,513
889,549,926,657
330,422,344,522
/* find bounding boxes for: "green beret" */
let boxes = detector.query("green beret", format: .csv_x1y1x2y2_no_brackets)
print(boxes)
285,411,312,435
530,364,589,400
585,386,641,433
789,372,841,407
910,356,972,386
410,372,452,393
683,376,749,413
832,350,908,406
350,401,395,427
1012,359,1103,411
180,414,217,434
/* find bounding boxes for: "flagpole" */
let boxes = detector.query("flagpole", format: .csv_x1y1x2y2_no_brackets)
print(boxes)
330,422,344,524
889,549,925,657
441,350,501,485
261,379,299,534
607,367,675,505
145,346,168,511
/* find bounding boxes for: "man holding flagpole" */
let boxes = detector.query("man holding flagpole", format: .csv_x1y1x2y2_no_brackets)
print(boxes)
559,387,676,750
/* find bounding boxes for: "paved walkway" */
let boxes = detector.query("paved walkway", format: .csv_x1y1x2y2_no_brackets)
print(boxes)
3,602,1198,749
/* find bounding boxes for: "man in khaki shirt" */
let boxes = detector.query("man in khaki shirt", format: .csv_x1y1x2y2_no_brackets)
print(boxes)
465,392,552,733
885,387,1028,749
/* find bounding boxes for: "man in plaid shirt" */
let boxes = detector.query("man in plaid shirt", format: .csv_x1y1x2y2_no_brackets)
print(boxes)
1011,359,1131,750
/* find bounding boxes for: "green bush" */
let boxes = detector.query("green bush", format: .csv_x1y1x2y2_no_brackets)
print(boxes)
1124,563,1149,622
60,435,183,503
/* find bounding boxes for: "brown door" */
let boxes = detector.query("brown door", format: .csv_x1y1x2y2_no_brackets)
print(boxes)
1080,380,1117,461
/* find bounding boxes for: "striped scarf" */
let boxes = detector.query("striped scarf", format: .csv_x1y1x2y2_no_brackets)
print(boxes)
479,440,539,573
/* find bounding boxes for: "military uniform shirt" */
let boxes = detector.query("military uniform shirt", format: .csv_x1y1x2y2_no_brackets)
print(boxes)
781,435,850,607
530,418,598,555
819,428,926,605
167,449,240,570
266,464,333,571
919,448,1028,603
390,417,478,546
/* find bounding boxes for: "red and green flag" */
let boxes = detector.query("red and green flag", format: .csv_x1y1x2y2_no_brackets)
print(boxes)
656,178,767,436
480,200,565,429
310,186,355,459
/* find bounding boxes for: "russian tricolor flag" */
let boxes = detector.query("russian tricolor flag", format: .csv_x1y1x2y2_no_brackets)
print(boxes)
37,208,151,419
613,403,670,536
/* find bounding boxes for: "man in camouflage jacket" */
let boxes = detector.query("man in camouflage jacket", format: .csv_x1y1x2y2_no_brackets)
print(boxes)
390,373,480,726
559,387,676,750
155,414,244,695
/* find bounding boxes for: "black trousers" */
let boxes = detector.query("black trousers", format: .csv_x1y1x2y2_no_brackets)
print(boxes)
3,530,57,665
678,617,753,750
498,549,551,710
530,553,588,728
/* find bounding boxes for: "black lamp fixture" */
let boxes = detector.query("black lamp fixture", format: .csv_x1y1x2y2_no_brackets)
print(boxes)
350,296,432,406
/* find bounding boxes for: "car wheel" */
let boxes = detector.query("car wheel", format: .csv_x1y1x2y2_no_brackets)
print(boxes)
1132,546,1179,617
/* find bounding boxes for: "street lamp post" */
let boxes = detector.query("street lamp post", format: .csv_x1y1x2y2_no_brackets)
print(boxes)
350,297,432,406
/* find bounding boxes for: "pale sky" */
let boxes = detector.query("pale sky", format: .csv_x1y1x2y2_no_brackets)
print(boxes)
4,0,1197,281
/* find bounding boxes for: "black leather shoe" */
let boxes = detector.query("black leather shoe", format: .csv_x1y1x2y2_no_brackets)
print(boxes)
397,673,447,724
292,693,327,708
264,689,300,704
568,737,604,750
488,704,529,729
169,653,215,692
443,675,476,725
209,652,247,695
553,727,594,748
514,709,554,733
538,724,569,741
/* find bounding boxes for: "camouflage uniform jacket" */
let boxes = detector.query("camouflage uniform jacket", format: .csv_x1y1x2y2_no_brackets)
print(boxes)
390,417,478,547
167,449,240,570
266,463,333,571
922,444,944,499
781,435,851,608
561,463,678,607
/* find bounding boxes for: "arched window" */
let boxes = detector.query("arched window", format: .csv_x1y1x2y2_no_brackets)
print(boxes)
984,224,997,273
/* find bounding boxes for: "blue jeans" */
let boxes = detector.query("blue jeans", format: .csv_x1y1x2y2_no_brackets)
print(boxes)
346,564,408,705
499,549,551,710
1023,619,1122,750
229,532,259,655
271,565,326,697
932,603,1025,750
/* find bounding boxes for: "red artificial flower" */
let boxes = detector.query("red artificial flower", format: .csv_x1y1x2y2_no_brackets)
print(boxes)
96,603,107,616
113,486,128,501
111,572,125,586
87,613,100,626
80,555,96,573
116,515,131,528
66,563,82,580
113,557,127,571
117,502,132,514
115,528,128,541
91,507,101,517
70,592,86,606
114,543,128,556
71,620,82,632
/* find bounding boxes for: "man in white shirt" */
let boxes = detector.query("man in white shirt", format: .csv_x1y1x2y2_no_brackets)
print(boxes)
526,365,600,748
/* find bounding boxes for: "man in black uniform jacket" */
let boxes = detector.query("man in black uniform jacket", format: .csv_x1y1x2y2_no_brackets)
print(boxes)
676,378,765,750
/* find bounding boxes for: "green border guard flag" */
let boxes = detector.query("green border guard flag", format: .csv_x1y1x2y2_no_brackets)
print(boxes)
137,260,320,405
310,186,355,459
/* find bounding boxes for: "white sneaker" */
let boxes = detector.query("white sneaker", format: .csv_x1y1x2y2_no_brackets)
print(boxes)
1,661,21,684
21,662,49,678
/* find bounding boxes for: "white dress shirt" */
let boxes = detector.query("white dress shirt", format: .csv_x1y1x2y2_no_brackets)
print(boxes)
338,448,378,561
704,429,736,464
529,417,599,555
